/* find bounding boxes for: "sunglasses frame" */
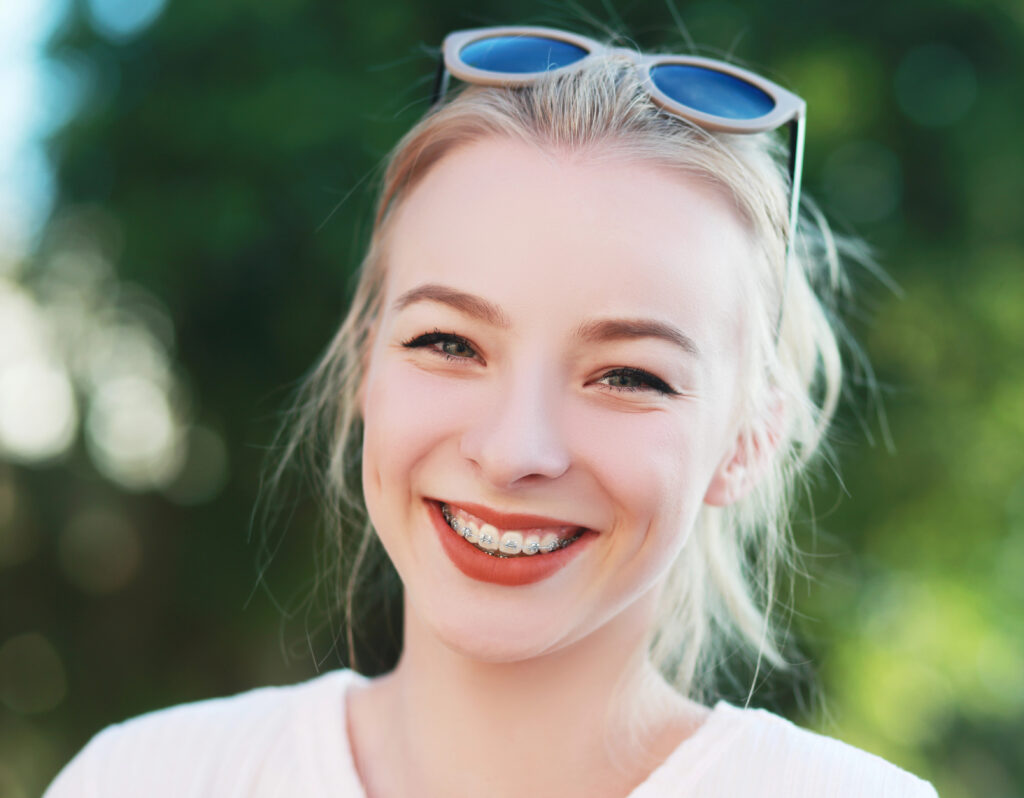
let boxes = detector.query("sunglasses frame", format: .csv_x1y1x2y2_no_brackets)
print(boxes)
438,27,804,132
431,26,807,335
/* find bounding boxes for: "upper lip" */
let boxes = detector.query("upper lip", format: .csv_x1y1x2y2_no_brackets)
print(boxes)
435,499,587,531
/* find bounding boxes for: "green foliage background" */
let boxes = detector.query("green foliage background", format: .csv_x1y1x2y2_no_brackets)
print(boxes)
2,1,1022,796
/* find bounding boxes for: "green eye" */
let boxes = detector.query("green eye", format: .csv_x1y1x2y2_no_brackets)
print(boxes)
441,339,474,358
599,367,678,395
402,330,480,362
605,372,643,389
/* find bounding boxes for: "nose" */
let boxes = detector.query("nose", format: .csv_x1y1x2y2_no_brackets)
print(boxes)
459,367,572,488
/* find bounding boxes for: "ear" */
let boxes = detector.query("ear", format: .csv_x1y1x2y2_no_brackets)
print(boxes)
703,391,786,507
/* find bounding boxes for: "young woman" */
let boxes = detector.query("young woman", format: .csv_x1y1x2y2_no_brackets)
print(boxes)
47,26,937,797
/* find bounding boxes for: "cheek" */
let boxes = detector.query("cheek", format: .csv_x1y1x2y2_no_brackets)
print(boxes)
360,359,473,503
570,407,716,548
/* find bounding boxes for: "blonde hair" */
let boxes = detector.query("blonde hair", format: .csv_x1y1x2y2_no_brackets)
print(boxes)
266,52,850,700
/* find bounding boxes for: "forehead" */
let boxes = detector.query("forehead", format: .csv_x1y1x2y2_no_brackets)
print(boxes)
384,137,752,349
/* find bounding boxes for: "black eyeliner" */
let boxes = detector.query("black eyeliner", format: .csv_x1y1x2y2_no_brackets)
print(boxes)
607,367,680,396
401,330,472,349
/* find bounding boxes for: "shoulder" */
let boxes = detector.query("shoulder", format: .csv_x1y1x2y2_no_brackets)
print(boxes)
688,703,938,798
44,669,363,798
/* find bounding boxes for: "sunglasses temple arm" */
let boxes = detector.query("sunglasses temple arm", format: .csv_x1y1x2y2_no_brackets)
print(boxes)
786,113,806,250
430,57,451,106
775,113,806,342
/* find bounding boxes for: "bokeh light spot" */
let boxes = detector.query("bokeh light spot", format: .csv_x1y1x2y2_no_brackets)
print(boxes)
894,44,977,128
58,506,141,593
0,279,50,363
86,0,168,41
0,633,67,714
782,45,884,140
0,360,77,463
81,322,173,393
85,375,183,490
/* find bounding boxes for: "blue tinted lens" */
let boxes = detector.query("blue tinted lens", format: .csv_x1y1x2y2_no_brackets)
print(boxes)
650,64,775,120
459,35,589,74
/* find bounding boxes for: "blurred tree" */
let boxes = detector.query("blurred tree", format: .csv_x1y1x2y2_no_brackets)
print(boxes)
0,1,1021,797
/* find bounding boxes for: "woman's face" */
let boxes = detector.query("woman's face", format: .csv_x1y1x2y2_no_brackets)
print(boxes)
360,137,755,662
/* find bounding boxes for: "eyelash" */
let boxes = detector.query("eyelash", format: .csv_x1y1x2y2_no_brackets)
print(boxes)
598,367,679,396
401,330,678,396
401,330,479,362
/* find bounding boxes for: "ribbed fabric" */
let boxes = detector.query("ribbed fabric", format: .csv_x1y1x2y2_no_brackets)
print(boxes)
45,669,937,797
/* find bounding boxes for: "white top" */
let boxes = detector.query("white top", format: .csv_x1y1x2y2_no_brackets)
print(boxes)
45,669,937,797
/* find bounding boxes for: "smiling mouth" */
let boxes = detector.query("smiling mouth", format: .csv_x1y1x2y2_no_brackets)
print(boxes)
439,502,586,558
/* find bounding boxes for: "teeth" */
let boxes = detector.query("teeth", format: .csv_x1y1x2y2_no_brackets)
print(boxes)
478,523,499,551
499,531,523,554
440,504,583,559
444,505,479,542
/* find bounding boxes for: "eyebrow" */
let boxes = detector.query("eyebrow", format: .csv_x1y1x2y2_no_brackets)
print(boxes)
392,284,511,328
393,283,699,358
574,318,701,358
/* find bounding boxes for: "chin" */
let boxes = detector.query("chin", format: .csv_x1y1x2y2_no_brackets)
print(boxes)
419,595,573,664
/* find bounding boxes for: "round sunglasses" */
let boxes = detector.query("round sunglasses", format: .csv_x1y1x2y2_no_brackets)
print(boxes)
436,27,805,134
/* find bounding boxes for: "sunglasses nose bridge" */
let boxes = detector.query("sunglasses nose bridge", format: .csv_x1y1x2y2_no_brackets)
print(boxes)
604,45,645,66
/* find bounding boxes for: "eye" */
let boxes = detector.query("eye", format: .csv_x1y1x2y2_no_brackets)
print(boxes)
597,367,679,395
401,330,481,362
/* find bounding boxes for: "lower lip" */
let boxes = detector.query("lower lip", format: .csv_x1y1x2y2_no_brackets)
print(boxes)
428,500,595,587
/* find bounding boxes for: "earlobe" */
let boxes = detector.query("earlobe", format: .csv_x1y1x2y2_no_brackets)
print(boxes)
703,446,752,507
704,391,786,507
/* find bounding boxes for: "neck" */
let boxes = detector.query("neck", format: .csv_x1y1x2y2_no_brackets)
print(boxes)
350,591,700,798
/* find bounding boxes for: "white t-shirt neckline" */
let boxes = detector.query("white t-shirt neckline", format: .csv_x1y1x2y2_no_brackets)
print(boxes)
45,666,936,797
303,669,747,798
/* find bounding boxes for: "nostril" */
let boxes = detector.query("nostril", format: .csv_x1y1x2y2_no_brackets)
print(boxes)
458,399,571,486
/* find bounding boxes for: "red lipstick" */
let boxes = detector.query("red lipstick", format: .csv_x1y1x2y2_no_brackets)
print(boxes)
427,500,595,587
